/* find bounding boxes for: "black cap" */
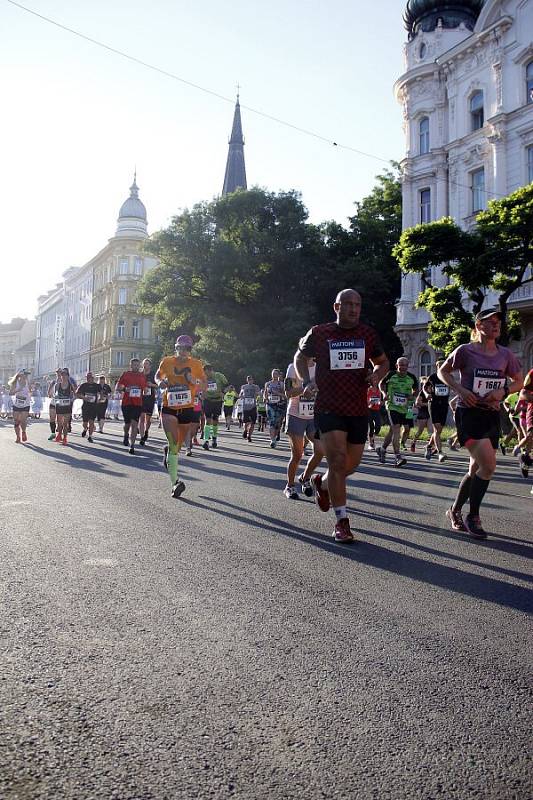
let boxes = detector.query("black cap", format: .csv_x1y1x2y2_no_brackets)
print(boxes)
475,307,501,322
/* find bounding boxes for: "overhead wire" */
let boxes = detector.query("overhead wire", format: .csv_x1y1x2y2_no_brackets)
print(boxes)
6,0,506,199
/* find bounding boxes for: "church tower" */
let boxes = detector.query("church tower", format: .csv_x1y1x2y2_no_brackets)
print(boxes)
222,93,247,195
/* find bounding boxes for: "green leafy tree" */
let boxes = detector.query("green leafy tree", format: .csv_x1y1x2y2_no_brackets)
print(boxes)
393,184,533,354
137,188,324,383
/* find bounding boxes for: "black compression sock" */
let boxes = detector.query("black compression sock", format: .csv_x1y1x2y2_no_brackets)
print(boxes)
452,474,471,511
50,421,56,434
469,475,490,517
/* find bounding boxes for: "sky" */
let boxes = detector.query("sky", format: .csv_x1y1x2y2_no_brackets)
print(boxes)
0,0,408,323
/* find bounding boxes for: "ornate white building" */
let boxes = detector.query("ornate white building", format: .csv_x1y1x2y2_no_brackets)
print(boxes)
34,177,159,383
394,0,533,375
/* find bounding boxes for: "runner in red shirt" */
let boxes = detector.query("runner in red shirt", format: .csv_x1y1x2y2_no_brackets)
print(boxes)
117,358,148,455
294,289,389,543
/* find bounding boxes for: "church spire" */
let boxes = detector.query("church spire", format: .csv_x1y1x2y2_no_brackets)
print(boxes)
222,93,247,195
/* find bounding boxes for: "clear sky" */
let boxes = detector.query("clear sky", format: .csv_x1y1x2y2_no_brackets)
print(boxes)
0,0,408,323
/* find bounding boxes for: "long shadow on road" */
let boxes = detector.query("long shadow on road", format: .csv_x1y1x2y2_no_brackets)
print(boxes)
185,495,533,614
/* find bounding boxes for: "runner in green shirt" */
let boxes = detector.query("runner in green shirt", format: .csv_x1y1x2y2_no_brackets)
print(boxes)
202,364,228,449
377,357,418,466
223,386,238,430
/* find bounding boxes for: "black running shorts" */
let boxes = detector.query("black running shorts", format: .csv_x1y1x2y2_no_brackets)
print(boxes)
162,406,198,424
122,405,142,424
203,399,223,419
82,403,98,422
429,402,449,426
387,409,407,427
142,397,156,416
455,407,500,449
314,413,368,445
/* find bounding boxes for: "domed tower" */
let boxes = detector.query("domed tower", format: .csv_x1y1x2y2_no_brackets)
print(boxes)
404,0,485,41
115,173,148,239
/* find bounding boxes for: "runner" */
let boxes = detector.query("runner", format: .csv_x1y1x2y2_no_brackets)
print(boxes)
223,385,238,430
264,369,287,448
116,358,148,455
95,375,112,433
139,358,158,446
377,358,418,467
47,369,61,440
514,368,533,479
294,288,389,542
239,376,261,443
30,384,43,418
256,395,267,433
156,335,206,497
8,370,31,443
410,381,432,458
53,369,76,445
440,308,522,539
283,358,324,499
424,362,450,462
77,371,100,443
108,384,121,420
202,364,228,450
367,381,383,450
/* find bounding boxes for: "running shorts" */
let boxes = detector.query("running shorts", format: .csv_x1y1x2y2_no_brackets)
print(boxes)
82,403,98,422
122,405,142,424
416,406,430,421
223,405,234,418
526,405,533,433
455,407,500,450
55,404,72,416
387,409,407,427
403,418,414,429
142,397,156,416
266,403,286,429
429,402,449,427
203,399,223,419
243,409,257,424
13,406,30,414
96,401,108,421
368,409,382,437
161,406,198,425
286,414,315,439
314,413,368,445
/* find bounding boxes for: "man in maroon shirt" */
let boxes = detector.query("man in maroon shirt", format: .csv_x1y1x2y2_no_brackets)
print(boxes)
117,358,148,455
294,289,389,543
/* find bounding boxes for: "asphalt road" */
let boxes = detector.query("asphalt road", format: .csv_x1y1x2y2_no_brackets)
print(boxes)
1,416,532,800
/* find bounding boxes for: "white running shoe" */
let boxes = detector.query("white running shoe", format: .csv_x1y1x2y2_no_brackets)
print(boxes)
438,453,447,463
283,485,298,500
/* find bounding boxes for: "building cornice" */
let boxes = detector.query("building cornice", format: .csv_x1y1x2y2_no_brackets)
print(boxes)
437,16,513,69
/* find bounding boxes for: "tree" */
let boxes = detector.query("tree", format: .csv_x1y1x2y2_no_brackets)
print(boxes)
315,166,403,359
393,184,533,354
137,188,325,383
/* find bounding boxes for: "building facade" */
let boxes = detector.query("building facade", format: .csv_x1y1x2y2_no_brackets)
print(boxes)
90,177,158,380
0,318,36,385
34,177,159,383
394,0,533,375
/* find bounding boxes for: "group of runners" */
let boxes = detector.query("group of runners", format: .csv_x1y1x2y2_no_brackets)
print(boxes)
5,288,532,543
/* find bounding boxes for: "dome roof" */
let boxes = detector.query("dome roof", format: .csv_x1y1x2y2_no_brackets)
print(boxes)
115,174,148,239
118,177,147,221
404,0,485,39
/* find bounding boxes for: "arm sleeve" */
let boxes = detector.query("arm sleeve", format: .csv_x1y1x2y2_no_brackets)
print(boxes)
298,328,316,357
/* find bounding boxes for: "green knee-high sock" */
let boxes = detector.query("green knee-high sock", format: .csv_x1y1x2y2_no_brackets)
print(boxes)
204,424,212,440
212,423,218,438
168,452,178,485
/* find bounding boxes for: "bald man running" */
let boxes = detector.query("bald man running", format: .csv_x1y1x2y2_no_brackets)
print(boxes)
295,289,389,542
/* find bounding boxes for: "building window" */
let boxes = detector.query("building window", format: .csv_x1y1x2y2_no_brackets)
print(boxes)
472,168,485,213
527,61,533,104
119,258,129,275
470,91,484,131
132,320,139,339
419,117,430,154
420,351,432,378
420,188,431,223
419,42,427,59
118,288,127,305
134,257,143,275
116,351,124,367
117,319,125,338
132,352,139,361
